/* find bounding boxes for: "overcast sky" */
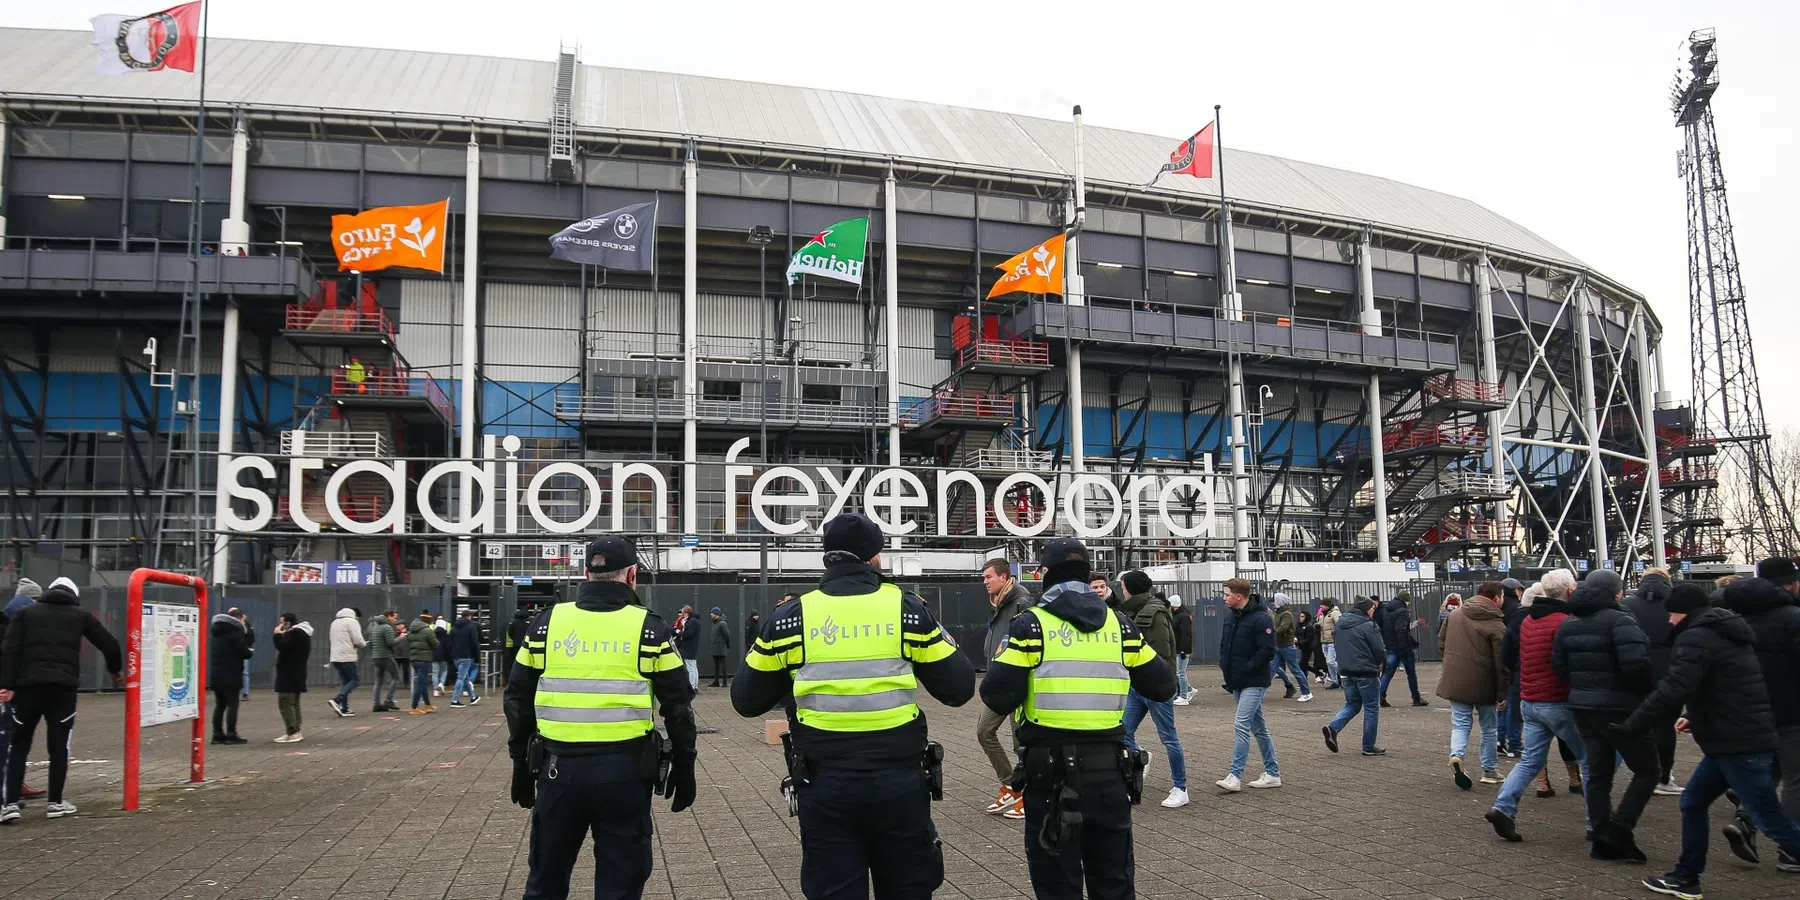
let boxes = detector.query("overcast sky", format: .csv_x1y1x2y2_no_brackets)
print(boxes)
7,0,1797,427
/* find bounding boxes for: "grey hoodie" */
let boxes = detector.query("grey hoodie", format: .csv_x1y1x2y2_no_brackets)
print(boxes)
983,580,1033,663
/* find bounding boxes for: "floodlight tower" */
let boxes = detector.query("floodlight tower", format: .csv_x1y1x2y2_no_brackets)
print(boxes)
1671,28,1800,561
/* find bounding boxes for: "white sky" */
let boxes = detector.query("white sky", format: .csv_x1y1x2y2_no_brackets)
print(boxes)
7,0,1798,426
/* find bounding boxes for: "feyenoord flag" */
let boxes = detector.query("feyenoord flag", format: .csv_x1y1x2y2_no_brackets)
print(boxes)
90,2,202,75
548,201,657,271
1155,123,1216,181
787,216,869,285
988,233,1065,299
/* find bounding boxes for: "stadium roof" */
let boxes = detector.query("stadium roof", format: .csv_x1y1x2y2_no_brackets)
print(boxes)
0,28,1585,269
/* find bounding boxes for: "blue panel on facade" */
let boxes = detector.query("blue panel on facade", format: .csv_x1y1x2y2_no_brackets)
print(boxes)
11,372,320,432
1029,406,1357,467
482,380,576,439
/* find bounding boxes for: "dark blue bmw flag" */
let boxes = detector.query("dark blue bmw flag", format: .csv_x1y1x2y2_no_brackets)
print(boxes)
548,200,657,271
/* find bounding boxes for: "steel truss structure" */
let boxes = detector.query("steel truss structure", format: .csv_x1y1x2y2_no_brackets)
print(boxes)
1671,29,1798,562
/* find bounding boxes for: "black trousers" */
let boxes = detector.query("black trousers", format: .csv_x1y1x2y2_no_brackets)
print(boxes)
524,758,654,900
1024,773,1136,900
1574,708,1662,832
796,765,942,900
4,686,78,805
1655,708,1679,784
212,688,240,737
710,656,729,686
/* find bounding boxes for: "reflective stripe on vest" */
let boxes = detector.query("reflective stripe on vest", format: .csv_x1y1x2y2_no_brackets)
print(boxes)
794,583,919,732
534,604,655,743
1021,607,1130,730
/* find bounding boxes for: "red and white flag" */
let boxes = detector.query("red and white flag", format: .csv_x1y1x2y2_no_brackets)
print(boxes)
1159,123,1216,180
90,2,202,75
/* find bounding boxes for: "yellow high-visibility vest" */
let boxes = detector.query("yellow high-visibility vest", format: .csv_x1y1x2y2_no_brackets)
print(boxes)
793,583,920,732
533,604,654,744
1018,606,1129,730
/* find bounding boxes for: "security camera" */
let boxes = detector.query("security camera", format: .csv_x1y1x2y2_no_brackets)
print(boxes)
142,337,158,363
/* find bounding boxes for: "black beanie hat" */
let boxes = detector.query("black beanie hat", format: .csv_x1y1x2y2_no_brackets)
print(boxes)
1756,557,1799,584
1121,570,1153,596
821,513,884,561
1667,582,1711,616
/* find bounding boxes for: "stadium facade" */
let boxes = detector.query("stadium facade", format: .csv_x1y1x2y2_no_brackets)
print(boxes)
0,29,1716,587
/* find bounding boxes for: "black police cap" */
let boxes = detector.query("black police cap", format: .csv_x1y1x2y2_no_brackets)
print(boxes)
1038,537,1088,570
821,513,885,561
586,535,638,573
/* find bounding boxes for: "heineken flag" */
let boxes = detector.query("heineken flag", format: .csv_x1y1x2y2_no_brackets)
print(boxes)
548,201,657,271
787,216,869,285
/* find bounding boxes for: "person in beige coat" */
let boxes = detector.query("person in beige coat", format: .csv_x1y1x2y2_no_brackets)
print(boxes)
1438,582,1509,789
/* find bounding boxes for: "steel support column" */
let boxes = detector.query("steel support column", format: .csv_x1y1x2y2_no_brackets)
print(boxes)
457,138,480,583
1357,233,1388,560
883,170,900,467
1574,280,1609,568
220,116,250,254
682,146,699,537
1475,256,1511,563
209,301,240,586
1635,316,1667,567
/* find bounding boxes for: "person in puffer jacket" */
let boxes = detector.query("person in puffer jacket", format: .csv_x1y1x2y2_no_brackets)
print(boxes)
326,608,366,717
1713,569,1800,867
1551,570,1654,861
1622,567,1680,792
1619,583,1800,898
1484,568,1585,844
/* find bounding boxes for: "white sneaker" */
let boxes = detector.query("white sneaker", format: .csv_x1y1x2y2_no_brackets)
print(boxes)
1297,693,1314,702
1248,773,1283,789
0,803,19,825
272,734,293,743
1172,696,1191,706
1655,781,1684,796
45,801,76,819
1215,774,1243,792
1160,787,1191,809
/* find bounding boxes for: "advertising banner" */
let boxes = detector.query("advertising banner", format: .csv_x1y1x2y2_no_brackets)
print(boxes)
278,561,385,585
138,601,200,727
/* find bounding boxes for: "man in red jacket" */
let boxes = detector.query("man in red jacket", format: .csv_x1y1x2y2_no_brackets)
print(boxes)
1485,568,1587,842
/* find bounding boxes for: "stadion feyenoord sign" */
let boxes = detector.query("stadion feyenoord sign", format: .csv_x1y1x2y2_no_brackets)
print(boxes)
217,435,1221,539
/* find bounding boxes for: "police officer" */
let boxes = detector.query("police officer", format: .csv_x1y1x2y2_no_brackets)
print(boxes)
731,513,976,900
979,537,1175,900
503,535,697,900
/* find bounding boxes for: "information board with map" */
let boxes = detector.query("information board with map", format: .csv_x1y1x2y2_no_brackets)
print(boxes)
138,601,200,727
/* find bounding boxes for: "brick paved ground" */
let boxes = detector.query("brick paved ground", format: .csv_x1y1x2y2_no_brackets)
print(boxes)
0,664,1793,899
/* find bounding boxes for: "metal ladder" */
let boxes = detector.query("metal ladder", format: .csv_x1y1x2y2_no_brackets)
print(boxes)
547,44,579,182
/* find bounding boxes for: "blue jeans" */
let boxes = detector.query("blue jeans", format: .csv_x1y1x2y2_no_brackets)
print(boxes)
1675,751,1800,878
1499,671,1523,746
1450,701,1499,773
241,660,251,698
1323,644,1339,685
410,661,433,709
332,661,360,705
1379,649,1420,702
1229,687,1280,779
1175,653,1192,697
1494,700,1586,818
1123,690,1186,790
432,660,448,689
1271,646,1309,695
453,658,479,702
1326,675,1380,752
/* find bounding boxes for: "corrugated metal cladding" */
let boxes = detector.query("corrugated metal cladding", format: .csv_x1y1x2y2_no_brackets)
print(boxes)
484,283,581,383
398,279,459,372
0,28,1594,273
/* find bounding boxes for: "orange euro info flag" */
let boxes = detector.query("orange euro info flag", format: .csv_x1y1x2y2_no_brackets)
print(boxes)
987,233,1065,299
331,200,448,273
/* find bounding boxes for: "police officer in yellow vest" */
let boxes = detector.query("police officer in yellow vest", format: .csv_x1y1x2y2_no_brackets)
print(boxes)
980,537,1175,900
732,513,976,900
503,535,697,900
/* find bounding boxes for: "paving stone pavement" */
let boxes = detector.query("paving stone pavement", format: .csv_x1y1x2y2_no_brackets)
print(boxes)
0,664,1793,899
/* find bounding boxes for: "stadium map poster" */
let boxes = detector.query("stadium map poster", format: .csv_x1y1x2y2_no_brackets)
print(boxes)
138,601,200,727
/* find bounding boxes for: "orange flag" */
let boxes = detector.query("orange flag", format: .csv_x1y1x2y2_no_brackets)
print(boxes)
987,233,1066,299
331,200,448,273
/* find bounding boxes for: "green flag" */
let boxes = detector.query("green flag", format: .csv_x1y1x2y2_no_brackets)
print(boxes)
786,216,869,285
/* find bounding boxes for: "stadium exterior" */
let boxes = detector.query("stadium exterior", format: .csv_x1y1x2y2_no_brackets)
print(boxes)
0,30,1715,588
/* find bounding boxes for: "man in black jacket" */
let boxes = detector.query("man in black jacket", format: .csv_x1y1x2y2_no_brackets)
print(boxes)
0,577,123,823
1620,584,1800,898
448,611,483,707
976,558,1033,817
270,614,313,743
1624,568,1681,793
1716,568,1800,868
1377,593,1427,708
208,609,255,745
1170,594,1195,704
1217,580,1282,791
1551,570,1654,861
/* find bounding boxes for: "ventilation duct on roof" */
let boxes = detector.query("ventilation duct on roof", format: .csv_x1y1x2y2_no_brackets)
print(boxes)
548,44,579,183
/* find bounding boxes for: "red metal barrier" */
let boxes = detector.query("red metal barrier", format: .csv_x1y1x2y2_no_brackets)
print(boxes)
955,339,1050,370
286,303,396,338
124,568,208,812
329,368,452,420
1383,423,1487,452
1424,375,1505,404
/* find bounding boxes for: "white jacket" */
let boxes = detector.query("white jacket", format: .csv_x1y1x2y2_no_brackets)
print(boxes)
328,608,366,663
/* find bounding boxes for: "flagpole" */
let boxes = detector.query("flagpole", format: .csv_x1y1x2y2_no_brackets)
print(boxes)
180,0,209,570
648,195,660,588
1214,104,1251,567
